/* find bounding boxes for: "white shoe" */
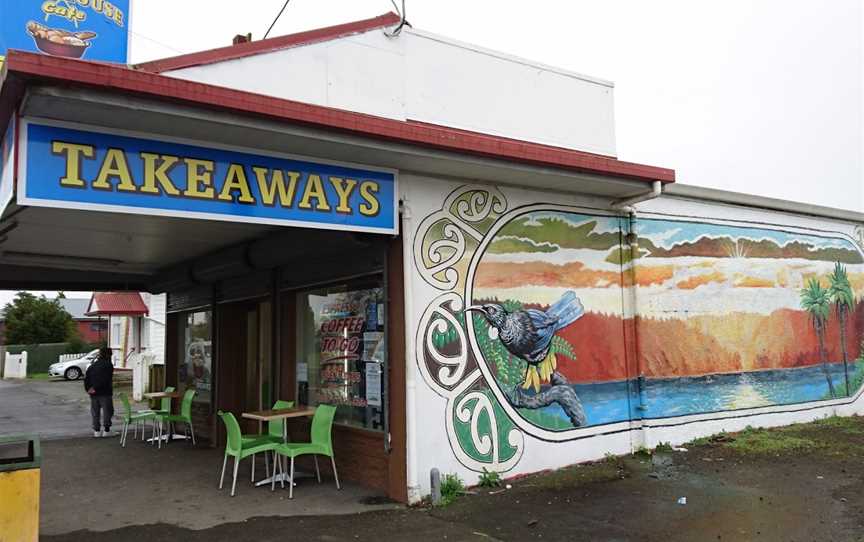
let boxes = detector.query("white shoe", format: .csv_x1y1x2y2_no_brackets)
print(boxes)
101,430,119,438
93,430,102,438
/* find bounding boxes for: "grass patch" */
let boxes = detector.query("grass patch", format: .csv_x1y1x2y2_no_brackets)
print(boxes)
810,415,864,434
654,442,674,453
726,426,821,455
529,460,626,490
27,373,52,380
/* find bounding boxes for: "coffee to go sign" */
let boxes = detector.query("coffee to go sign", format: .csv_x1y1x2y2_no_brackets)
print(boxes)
19,121,398,234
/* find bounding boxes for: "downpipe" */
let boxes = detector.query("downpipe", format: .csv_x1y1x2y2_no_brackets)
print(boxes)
612,180,663,213
400,198,422,503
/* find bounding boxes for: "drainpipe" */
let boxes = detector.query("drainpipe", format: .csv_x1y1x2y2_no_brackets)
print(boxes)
612,180,663,212
400,198,421,503
611,181,663,450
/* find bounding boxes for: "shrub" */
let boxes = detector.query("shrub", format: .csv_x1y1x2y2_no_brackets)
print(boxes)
440,473,464,505
478,468,501,488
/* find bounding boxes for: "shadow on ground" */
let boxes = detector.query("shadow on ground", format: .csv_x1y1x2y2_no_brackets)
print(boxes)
38,436,398,536
42,416,864,541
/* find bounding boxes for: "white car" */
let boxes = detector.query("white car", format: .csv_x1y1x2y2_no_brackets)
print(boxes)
48,349,99,381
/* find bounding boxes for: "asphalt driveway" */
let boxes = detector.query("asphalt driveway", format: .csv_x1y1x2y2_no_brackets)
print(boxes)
0,377,117,439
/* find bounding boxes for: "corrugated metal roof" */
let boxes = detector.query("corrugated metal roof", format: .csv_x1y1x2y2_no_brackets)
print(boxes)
86,292,149,316
57,298,93,320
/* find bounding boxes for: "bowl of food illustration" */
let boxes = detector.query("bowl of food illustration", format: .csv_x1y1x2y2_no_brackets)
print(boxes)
26,22,96,59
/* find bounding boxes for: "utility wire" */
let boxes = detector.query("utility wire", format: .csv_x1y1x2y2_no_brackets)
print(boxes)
389,0,402,17
264,0,291,40
129,29,185,55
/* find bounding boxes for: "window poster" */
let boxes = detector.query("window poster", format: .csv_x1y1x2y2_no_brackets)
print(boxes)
178,310,212,403
299,282,386,431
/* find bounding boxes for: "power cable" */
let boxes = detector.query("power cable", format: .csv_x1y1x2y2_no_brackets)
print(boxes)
129,29,185,55
264,0,291,40
389,0,402,17
384,0,410,37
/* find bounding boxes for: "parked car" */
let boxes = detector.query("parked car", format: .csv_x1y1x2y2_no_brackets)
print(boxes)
48,349,99,380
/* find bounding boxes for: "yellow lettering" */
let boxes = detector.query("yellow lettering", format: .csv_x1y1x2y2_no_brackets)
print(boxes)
358,181,380,216
254,167,299,207
217,164,255,204
329,177,357,214
298,174,331,211
183,158,215,199
92,148,136,192
139,153,180,196
51,141,94,188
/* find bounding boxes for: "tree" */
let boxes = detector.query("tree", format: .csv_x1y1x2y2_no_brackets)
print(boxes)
800,279,835,398
828,262,855,396
2,292,75,345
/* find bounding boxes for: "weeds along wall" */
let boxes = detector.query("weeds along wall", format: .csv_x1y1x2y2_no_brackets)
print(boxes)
402,175,864,502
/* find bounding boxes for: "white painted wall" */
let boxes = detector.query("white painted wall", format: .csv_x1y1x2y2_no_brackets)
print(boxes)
164,27,617,157
143,293,166,365
402,173,864,502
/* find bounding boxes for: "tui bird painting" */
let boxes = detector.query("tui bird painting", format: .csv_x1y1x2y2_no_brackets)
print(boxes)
466,291,585,392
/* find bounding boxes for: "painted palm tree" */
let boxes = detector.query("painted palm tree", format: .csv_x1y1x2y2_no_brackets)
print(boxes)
829,262,855,396
800,278,835,398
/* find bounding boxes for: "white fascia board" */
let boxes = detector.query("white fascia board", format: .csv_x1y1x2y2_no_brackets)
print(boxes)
662,183,864,224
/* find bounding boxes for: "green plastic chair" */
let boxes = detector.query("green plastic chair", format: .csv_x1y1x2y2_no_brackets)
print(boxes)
117,392,157,448
246,399,295,482
157,389,197,445
272,404,340,499
152,386,175,416
217,411,280,496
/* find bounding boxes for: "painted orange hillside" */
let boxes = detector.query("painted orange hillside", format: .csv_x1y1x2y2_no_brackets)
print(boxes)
547,303,864,383
475,261,675,289
475,261,621,289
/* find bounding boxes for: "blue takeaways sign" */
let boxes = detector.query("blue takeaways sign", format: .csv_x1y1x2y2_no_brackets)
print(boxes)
19,121,399,235
0,0,130,68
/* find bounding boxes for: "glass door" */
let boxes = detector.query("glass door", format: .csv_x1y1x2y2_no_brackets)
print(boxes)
244,300,273,416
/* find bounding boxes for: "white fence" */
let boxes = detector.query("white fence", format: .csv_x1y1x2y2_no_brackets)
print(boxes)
3,351,28,379
58,352,88,364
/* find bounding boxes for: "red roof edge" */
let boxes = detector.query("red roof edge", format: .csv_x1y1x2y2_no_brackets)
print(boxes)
86,292,149,316
2,51,675,184
135,12,402,74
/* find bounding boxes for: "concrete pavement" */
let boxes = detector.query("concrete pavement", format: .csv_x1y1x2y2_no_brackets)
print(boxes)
0,377,100,439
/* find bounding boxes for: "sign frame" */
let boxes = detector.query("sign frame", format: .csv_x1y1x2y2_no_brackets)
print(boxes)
1,0,132,66
17,117,400,236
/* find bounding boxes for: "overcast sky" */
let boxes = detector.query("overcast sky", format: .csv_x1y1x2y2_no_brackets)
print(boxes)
1,1,861,307
127,0,863,210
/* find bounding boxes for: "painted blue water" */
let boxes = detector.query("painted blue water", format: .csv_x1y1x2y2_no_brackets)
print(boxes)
526,361,862,430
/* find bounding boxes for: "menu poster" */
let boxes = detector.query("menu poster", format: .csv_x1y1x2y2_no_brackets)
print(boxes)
363,332,385,362
365,362,383,407
318,297,369,408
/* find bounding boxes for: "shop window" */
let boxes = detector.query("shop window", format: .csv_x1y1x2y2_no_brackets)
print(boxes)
177,310,213,404
141,318,150,350
296,276,386,432
110,319,122,348
89,321,108,332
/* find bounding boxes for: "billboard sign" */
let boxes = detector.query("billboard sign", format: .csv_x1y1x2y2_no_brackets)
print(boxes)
19,119,399,235
0,0,131,69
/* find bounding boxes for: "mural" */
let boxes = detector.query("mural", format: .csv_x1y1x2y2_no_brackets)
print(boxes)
414,185,864,473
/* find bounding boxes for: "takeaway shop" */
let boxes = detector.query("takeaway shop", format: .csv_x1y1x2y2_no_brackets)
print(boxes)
0,18,675,502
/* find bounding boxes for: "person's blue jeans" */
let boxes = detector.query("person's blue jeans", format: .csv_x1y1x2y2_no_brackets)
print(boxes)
90,395,114,431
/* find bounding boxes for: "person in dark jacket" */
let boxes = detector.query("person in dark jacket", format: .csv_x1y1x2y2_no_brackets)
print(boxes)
84,347,115,438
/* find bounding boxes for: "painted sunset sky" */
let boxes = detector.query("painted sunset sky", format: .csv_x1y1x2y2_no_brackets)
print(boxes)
473,211,864,382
